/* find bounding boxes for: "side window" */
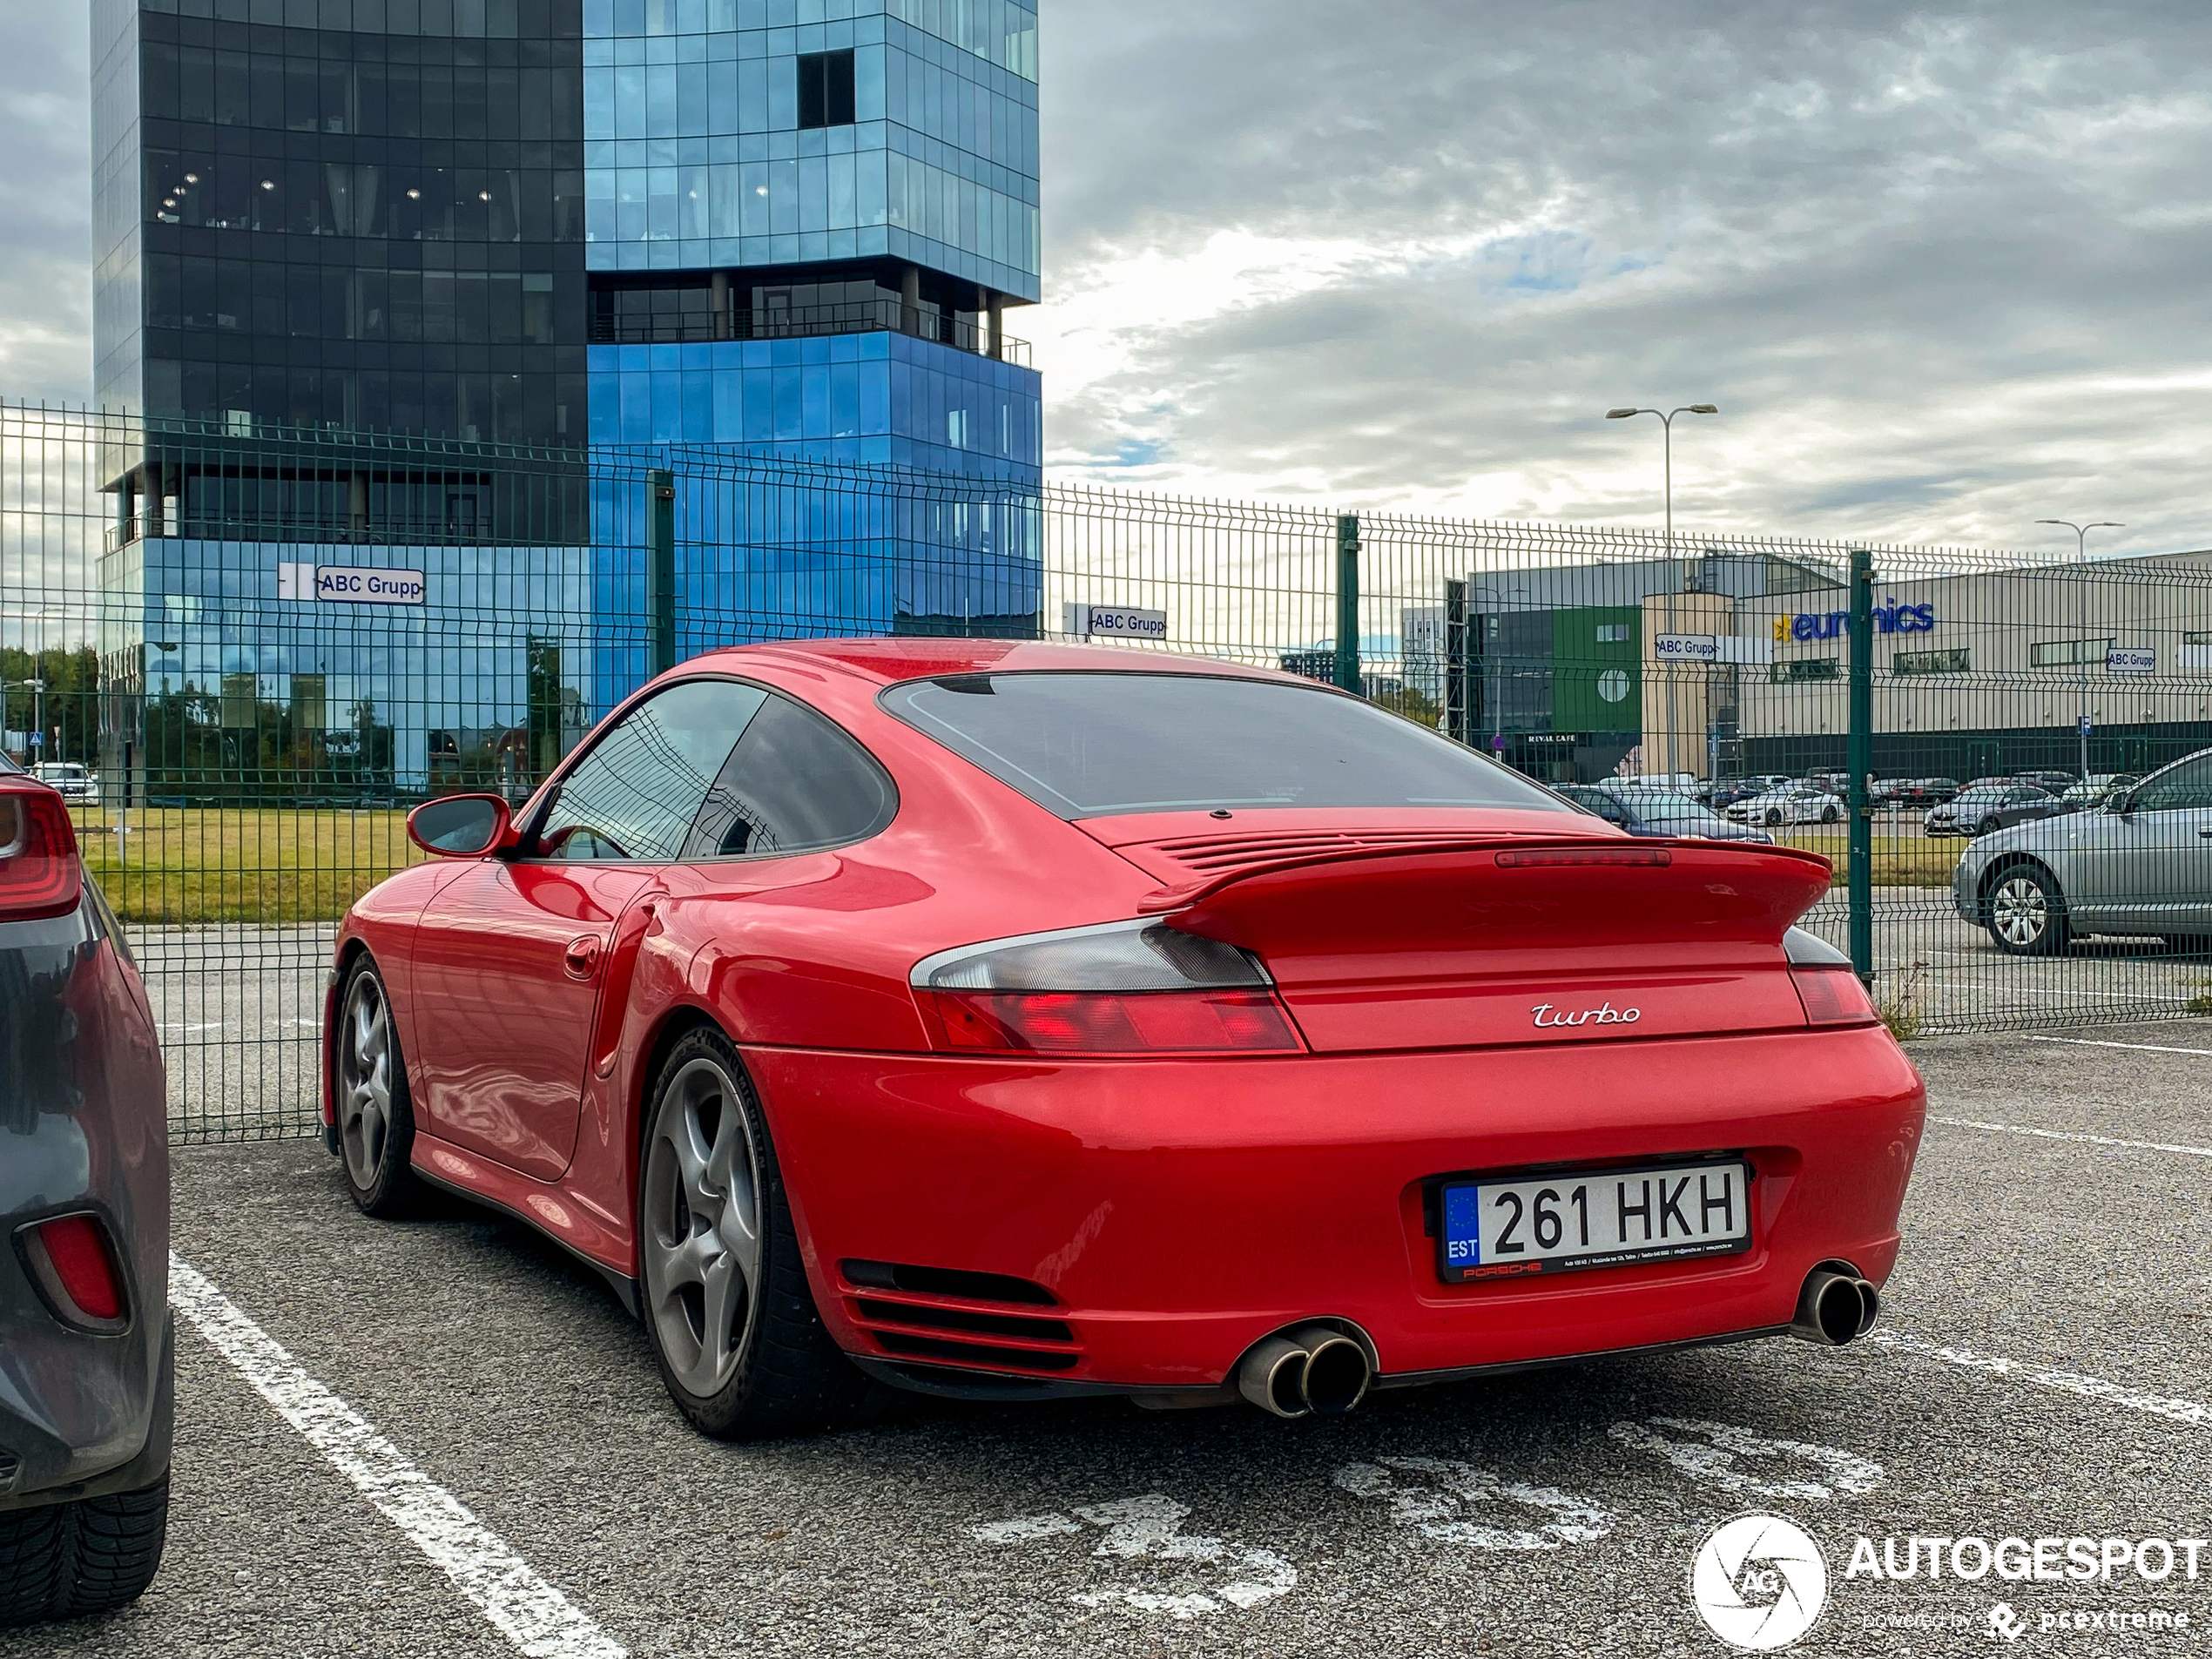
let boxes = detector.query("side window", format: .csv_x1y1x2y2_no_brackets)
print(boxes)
2132,755,2212,813
532,679,769,861
683,694,896,859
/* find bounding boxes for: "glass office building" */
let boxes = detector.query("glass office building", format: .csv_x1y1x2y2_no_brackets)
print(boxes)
91,0,1041,795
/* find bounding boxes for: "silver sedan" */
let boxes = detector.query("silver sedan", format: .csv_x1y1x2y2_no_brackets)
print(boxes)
1952,748,2212,954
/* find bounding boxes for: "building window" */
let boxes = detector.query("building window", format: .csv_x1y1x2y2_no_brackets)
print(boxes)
1893,648,1971,676
2187,631,2212,645
2029,638,2112,667
1595,623,1629,644
797,51,857,131
1769,659,1840,684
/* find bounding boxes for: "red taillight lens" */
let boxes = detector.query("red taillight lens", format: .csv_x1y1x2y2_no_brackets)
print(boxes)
0,785,83,921
1791,965,1880,1028
924,988,1305,1055
22,1214,127,1325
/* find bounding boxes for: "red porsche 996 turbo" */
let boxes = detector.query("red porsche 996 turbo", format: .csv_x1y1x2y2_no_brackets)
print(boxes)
324,639,1924,1438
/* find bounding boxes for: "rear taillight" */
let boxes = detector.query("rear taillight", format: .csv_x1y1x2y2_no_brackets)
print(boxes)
912,920,1305,1056
0,784,83,921
17,1213,129,1330
1495,846,1672,868
1784,927,1881,1028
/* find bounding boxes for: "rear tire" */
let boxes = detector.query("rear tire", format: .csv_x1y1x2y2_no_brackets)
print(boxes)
0,1480,169,1627
637,1026,887,1440
334,956,424,1217
1985,865,2072,957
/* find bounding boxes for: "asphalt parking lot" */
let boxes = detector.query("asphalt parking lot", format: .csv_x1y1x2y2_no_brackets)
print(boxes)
8,1022,2211,1659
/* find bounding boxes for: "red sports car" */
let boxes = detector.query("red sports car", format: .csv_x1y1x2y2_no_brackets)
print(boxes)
325,640,1924,1437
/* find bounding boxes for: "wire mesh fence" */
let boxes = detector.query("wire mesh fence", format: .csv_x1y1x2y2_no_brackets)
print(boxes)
4,404,2209,1143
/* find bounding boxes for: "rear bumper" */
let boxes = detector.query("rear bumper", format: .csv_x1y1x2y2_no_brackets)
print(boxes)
751,1025,1925,1393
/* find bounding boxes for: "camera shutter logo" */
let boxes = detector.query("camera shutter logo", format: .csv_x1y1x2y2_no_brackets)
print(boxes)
1689,1514,1828,1650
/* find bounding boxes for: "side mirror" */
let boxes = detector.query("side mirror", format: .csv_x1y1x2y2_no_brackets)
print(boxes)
408,793,516,858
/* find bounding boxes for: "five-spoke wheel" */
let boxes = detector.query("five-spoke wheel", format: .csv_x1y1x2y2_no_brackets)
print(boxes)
642,1055,764,1401
334,958,421,1215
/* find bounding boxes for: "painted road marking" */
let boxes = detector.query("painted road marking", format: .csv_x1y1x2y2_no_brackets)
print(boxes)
1607,1418,1882,1501
1930,1116,2212,1159
1868,1330,2212,1431
1332,1458,1612,1550
2030,1035,2212,1058
970,1494,1297,1618
168,1254,625,1659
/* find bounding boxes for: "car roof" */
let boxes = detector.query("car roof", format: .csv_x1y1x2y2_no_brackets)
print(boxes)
682,637,1304,688
0,752,17,773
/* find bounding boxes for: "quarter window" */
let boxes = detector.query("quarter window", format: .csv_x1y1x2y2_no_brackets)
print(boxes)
683,695,897,858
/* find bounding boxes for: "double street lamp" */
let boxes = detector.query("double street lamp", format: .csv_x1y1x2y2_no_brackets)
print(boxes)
1607,404,1720,570
2036,518,2123,782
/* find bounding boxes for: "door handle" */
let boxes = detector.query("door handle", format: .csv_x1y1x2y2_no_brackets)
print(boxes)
563,934,604,981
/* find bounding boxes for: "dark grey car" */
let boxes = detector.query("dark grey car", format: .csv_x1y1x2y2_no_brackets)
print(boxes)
1925,784,2065,839
0,759,172,1624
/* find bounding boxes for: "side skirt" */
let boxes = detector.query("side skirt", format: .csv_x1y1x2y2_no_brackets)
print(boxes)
408,1153,642,1321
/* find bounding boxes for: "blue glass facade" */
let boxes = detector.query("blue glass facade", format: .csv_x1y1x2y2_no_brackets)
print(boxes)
90,0,1042,792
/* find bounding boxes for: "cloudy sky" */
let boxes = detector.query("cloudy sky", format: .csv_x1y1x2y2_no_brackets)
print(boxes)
8,3,2212,559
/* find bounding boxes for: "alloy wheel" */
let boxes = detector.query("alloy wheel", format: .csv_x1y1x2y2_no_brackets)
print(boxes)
643,1057,765,1399
1990,876,2050,948
337,973,394,1190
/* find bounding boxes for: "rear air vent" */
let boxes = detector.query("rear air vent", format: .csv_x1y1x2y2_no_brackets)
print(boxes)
853,1298,1075,1344
840,1261,1082,1376
839,1259,1058,1306
871,1332,1082,1372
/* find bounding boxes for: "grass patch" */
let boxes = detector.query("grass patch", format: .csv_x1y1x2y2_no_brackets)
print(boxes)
1878,959,1931,1042
1774,830,1960,887
68,806,428,925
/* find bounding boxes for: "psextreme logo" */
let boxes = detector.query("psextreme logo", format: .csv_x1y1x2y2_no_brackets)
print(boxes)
1690,1514,1829,1650
1773,601,1935,642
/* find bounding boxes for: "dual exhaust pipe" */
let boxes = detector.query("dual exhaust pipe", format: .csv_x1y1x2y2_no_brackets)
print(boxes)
1237,1324,1374,1419
1792,1266,1880,1345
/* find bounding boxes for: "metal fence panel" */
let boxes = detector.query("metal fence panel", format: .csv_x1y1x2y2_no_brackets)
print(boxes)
4,406,2208,1143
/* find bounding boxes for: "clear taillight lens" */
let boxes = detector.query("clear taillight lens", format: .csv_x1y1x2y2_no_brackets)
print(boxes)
0,785,82,922
1784,927,1881,1028
912,920,1305,1055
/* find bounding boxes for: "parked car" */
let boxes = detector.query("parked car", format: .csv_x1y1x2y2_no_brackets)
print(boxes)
1561,785,1776,844
327,640,1922,1439
1954,748,2212,954
1707,773,1794,810
1724,782,1846,827
1925,784,2065,839
1892,778,1962,807
2017,770,2079,794
0,757,172,1624
29,763,98,804
2057,774,2138,813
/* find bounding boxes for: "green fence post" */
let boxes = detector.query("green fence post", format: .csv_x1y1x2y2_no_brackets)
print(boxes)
647,469,677,677
1847,546,1875,988
1333,514,1361,693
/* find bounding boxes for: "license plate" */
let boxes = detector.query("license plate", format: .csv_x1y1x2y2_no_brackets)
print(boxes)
1437,1158,1752,1283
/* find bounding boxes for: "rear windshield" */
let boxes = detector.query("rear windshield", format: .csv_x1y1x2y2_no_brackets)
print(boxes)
880,671,1573,819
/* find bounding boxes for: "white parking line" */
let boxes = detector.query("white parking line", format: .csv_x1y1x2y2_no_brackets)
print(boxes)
1868,1330,2212,1431
1929,1116,2212,1159
168,1255,625,1659
2029,1035,2212,1058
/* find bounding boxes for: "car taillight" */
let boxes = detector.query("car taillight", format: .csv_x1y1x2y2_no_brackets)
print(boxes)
17,1213,128,1329
1783,927,1881,1028
911,919,1305,1056
0,784,83,921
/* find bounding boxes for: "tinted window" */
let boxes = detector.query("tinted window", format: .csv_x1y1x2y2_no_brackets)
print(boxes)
2132,754,2212,813
533,679,769,861
682,695,896,859
882,673,1573,819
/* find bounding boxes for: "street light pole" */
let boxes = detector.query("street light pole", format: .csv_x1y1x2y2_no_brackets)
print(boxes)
2036,519,2122,782
1607,404,1720,575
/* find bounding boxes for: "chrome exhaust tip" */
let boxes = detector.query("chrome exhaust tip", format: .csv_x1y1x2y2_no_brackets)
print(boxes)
1236,1324,1375,1418
1237,1335,1312,1419
1792,1267,1879,1345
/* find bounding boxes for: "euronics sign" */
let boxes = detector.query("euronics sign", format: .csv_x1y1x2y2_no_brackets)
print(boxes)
1062,603,1169,641
1774,602,1937,642
278,563,427,605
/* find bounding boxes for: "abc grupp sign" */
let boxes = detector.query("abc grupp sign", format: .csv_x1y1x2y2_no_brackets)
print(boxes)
277,562,427,605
